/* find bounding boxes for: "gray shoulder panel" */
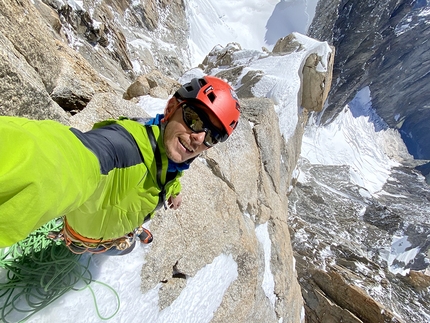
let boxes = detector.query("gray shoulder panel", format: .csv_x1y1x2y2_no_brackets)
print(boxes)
70,124,144,175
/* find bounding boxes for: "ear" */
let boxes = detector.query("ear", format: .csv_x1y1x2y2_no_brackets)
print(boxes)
164,97,179,115
163,97,180,122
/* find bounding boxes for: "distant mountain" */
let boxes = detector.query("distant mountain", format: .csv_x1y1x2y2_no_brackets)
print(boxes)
309,0,430,161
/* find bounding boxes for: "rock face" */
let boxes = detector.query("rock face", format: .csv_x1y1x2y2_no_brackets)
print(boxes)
289,158,430,322
0,0,188,120
308,0,430,160
0,0,112,122
141,96,302,322
0,1,335,322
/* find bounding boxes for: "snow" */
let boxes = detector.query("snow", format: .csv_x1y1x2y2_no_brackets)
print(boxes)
394,3,430,36
185,0,319,66
27,246,238,323
385,236,420,275
62,0,83,11
137,95,169,117
255,222,276,307
247,33,331,141
129,38,152,51
418,8,430,17
301,87,399,195
156,254,238,323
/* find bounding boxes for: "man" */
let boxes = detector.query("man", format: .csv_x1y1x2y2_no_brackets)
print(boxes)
0,76,240,255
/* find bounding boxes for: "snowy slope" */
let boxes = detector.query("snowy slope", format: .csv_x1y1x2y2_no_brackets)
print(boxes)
301,93,399,195
185,0,319,66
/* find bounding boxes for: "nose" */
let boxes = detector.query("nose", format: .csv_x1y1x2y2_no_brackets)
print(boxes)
190,131,206,145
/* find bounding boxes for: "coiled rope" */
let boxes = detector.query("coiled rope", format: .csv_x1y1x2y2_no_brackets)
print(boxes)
0,219,120,322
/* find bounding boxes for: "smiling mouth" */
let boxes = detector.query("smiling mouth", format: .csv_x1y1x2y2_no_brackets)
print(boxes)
179,138,194,153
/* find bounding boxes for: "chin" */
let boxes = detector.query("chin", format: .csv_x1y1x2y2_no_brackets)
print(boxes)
172,156,185,163
165,148,184,163
165,138,197,163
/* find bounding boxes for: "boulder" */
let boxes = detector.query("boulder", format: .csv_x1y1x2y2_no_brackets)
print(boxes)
123,75,151,100
301,49,335,112
124,71,181,100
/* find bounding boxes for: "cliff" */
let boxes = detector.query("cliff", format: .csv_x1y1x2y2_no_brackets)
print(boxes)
308,0,430,161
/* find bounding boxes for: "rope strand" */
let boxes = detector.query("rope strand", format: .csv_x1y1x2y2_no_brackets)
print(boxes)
0,219,120,322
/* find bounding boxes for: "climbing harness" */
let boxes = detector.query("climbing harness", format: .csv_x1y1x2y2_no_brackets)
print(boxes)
55,218,139,254
0,218,120,322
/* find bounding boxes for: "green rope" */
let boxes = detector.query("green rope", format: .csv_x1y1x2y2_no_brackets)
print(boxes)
0,219,120,322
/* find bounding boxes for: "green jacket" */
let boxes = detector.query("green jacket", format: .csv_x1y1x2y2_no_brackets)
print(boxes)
0,116,182,247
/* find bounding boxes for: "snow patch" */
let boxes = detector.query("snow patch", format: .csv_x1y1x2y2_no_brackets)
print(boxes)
255,222,276,307
28,247,238,323
387,236,420,275
137,96,168,117
157,254,238,322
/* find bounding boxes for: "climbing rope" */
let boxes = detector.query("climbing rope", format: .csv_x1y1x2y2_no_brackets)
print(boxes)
0,218,120,322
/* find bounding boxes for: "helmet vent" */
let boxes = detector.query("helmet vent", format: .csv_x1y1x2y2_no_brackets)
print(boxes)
198,78,207,87
185,85,194,92
207,92,216,103
230,120,238,129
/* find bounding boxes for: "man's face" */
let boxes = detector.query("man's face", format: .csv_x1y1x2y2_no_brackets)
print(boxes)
163,98,224,163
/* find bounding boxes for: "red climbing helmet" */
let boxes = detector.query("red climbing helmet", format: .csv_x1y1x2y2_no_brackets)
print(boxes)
175,76,241,137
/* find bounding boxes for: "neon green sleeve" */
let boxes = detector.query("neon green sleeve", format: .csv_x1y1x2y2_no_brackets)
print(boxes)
0,117,101,247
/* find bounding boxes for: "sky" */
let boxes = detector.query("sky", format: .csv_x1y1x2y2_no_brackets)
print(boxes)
3,0,417,322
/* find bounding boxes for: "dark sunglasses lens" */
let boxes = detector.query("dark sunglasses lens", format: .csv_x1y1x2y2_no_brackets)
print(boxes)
204,131,217,147
183,105,204,132
182,104,227,146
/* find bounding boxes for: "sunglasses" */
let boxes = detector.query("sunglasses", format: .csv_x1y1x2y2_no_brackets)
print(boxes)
181,103,228,147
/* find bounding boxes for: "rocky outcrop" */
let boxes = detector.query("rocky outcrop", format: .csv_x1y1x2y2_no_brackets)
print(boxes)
272,34,335,113
302,267,402,323
0,0,112,121
300,51,334,113
0,0,189,120
308,0,430,160
140,96,302,322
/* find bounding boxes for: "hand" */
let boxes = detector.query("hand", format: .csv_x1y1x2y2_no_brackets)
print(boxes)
167,194,182,210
